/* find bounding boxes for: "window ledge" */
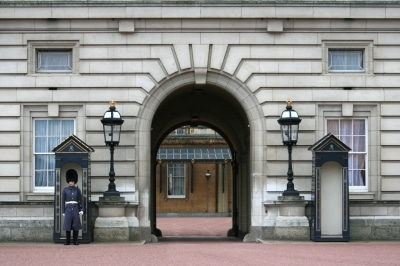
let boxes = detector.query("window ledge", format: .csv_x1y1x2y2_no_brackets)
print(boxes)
26,193,54,201
349,192,375,200
29,73,78,77
328,71,365,73
325,72,373,76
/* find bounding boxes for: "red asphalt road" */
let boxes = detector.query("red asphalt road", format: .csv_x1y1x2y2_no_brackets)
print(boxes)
1,217,399,265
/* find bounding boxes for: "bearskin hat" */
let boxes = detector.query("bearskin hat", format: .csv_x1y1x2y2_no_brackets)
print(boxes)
66,169,78,183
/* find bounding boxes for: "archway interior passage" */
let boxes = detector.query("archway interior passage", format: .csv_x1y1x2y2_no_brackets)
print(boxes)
151,83,251,238
155,125,233,237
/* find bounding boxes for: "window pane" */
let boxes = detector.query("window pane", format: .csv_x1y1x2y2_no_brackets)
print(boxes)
35,137,47,153
48,156,55,186
167,163,185,197
62,120,74,137
349,154,366,186
353,119,365,135
35,120,48,152
35,154,47,171
327,118,367,187
169,177,184,196
341,135,353,148
327,120,339,134
48,120,61,137
35,120,47,136
35,170,46,187
48,137,60,152
35,155,47,186
34,154,56,187
340,119,352,135
328,50,363,71
34,119,74,188
37,50,72,72
353,136,366,152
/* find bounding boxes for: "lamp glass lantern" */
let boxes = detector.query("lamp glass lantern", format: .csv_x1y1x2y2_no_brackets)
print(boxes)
101,101,124,145
278,102,301,145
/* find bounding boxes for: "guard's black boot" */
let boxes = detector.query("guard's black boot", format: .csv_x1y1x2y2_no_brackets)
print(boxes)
64,231,71,245
73,230,79,245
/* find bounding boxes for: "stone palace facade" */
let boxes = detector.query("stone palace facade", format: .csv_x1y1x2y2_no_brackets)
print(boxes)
0,0,400,242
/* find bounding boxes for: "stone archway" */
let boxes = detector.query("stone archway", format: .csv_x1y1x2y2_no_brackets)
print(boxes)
136,71,265,242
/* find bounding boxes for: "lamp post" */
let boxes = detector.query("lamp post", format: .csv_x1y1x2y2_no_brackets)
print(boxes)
101,101,124,197
205,170,211,212
277,99,302,197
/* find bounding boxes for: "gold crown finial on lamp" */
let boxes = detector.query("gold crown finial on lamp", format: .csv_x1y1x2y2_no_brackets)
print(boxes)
109,100,116,108
286,99,292,107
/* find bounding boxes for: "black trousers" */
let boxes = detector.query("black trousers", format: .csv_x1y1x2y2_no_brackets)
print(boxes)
64,230,79,245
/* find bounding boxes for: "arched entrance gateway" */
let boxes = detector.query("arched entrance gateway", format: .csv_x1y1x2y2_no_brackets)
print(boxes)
137,71,265,242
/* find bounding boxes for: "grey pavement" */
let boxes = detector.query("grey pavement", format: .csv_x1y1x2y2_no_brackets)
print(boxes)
1,217,399,265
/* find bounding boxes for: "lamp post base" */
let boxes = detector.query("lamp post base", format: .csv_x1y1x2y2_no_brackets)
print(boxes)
99,194,124,203
103,191,121,197
263,197,309,240
278,195,304,201
282,190,300,197
94,200,128,242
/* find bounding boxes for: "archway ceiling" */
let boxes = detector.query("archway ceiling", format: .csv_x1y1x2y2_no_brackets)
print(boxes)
151,83,249,152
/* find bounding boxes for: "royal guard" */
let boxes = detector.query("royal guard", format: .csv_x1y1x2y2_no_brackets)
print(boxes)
62,169,83,245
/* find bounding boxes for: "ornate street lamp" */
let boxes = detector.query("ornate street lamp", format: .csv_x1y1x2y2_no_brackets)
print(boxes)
277,99,302,197
101,100,124,197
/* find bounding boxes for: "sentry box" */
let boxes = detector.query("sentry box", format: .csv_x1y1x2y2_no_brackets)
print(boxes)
308,133,351,242
53,135,94,244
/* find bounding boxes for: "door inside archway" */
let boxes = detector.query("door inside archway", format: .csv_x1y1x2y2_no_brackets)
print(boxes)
150,83,251,239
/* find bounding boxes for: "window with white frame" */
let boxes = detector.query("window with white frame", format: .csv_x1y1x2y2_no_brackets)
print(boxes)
34,119,75,188
328,49,364,72
327,119,367,187
36,50,72,72
167,163,186,198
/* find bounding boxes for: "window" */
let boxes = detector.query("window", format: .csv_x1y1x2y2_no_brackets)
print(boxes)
36,50,72,72
167,163,186,198
171,127,187,135
327,119,367,187
328,50,363,72
28,41,78,74
322,41,373,74
34,119,75,188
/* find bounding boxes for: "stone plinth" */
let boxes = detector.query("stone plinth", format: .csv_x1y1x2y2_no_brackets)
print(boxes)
94,196,140,242
263,196,310,240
